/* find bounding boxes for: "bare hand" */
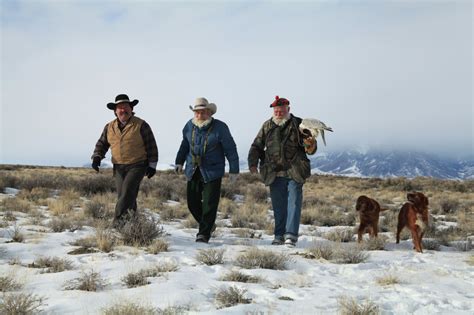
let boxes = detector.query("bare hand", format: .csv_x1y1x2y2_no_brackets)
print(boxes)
249,166,258,174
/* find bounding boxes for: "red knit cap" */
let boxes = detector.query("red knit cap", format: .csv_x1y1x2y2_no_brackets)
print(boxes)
270,95,290,107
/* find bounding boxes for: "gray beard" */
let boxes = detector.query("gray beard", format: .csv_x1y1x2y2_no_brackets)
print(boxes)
272,114,290,126
192,117,213,128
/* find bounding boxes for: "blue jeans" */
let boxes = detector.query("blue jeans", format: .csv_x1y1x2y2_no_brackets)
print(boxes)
269,177,303,240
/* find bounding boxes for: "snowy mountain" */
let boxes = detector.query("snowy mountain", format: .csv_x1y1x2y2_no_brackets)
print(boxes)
310,150,474,180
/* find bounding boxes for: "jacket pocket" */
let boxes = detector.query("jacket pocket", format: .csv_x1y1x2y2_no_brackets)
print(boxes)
288,155,311,184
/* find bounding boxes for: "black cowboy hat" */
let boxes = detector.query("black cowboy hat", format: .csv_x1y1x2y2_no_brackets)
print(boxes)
107,94,139,110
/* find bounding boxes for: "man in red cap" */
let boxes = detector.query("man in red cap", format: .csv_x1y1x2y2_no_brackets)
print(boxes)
248,96,316,246
91,94,158,227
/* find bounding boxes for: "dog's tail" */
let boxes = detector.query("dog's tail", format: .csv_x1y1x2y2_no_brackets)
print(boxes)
379,208,389,212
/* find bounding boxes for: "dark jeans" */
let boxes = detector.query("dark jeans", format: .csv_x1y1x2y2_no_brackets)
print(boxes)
187,168,222,238
114,162,147,220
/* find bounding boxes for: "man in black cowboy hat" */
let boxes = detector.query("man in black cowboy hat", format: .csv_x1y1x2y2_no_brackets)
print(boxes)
91,94,158,227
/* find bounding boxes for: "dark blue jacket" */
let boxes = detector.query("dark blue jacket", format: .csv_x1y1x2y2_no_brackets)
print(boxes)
175,118,239,182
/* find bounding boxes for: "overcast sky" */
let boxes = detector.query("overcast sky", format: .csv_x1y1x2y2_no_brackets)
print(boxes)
1,0,472,167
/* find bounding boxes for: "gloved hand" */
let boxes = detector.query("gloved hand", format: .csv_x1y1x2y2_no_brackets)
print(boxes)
92,157,101,172
145,167,156,179
229,173,238,184
174,164,183,174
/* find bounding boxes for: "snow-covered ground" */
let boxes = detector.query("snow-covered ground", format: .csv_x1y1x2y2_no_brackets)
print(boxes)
0,191,473,314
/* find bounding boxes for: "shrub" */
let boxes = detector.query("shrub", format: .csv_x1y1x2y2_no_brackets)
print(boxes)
9,225,24,243
96,228,116,253
220,270,261,283
215,286,251,309
231,202,268,230
333,246,370,264
48,216,82,232
147,239,169,254
244,183,268,203
303,243,334,260
196,248,225,266
0,275,23,292
0,293,46,315
1,197,32,213
85,199,111,219
118,213,164,247
29,256,74,273
325,229,354,242
422,239,441,251
361,237,387,251
440,199,460,214
64,270,107,291
337,296,379,315
236,248,289,270
122,271,150,288
376,274,400,286
47,198,75,216
102,302,158,315
157,204,189,221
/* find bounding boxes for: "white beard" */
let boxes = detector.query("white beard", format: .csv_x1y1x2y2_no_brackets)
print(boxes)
272,113,291,126
192,117,213,128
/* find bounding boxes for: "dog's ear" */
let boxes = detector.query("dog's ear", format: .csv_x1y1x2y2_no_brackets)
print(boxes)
407,192,417,203
356,195,366,211
423,194,429,206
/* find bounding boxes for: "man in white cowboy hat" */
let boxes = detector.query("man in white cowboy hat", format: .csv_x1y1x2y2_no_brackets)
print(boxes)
91,94,158,227
175,97,239,243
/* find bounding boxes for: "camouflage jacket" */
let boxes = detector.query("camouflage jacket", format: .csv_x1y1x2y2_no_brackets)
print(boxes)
248,114,313,185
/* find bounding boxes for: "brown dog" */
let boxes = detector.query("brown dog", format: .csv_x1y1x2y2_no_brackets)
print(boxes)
396,192,429,253
355,195,388,243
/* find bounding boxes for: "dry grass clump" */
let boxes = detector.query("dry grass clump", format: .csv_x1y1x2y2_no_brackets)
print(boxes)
47,198,75,216
145,174,187,202
0,275,23,292
361,236,388,251
232,228,262,239
96,227,117,252
231,202,268,230
244,183,268,203
16,187,50,203
337,296,380,315
102,302,158,315
147,239,169,254
218,197,237,219
29,256,74,273
325,228,354,242
70,235,97,248
118,213,164,247
26,209,46,225
220,270,261,283
122,271,150,288
48,216,82,232
376,273,401,286
215,286,252,309
333,245,370,264
102,301,189,315
64,270,107,291
421,239,441,251
122,261,179,288
0,292,46,315
301,206,355,227
466,255,474,266
236,247,290,270
302,242,335,260
8,225,24,243
0,197,32,213
156,204,189,221
84,198,113,219
196,248,225,266
181,215,198,228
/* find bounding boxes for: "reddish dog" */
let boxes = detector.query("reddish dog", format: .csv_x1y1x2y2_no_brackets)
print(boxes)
396,192,429,253
355,195,388,243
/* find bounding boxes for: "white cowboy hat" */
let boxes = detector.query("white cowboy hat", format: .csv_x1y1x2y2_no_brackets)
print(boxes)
189,97,217,115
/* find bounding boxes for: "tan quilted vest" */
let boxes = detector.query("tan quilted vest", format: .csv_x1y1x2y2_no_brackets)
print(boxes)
107,116,147,164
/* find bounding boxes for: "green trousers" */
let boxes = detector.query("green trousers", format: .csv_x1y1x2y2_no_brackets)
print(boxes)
187,168,222,238
114,162,147,220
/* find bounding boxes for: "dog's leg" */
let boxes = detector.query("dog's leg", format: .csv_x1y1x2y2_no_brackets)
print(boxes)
411,226,423,253
358,224,365,243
